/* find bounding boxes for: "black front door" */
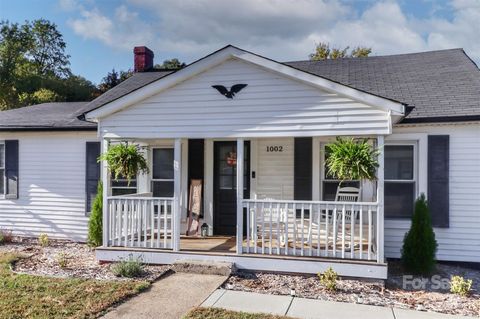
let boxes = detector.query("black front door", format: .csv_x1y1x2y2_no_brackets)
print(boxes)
213,141,250,235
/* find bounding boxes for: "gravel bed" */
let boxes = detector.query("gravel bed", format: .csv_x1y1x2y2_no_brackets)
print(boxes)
0,238,171,282
224,262,480,317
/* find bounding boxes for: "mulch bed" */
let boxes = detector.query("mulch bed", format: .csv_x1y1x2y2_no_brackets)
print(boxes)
0,238,171,281
224,261,480,317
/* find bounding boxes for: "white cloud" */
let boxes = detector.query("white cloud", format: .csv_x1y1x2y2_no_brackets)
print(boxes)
67,4,155,50
63,0,480,64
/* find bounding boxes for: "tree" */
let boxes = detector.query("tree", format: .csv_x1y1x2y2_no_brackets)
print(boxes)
28,19,71,77
309,42,372,60
18,88,60,105
0,19,95,109
0,21,30,109
401,194,438,275
351,46,372,58
98,68,133,93
155,58,186,70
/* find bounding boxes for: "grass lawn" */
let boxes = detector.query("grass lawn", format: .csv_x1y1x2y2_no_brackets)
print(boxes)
0,252,150,319
183,307,295,319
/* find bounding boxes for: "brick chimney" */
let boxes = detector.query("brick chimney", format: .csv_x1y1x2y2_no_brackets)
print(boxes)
134,46,154,72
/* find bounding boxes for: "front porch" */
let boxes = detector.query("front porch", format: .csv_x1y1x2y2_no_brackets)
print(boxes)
97,136,387,279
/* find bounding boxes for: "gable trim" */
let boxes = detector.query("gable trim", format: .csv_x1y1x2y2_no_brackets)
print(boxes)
85,45,405,122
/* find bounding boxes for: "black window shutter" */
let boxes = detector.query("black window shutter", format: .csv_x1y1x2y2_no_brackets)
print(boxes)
294,137,312,200
5,140,19,199
428,135,449,228
86,142,101,214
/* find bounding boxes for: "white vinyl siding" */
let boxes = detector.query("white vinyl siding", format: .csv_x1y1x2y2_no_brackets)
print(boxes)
0,131,98,241
385,124,480,263
0,142,4,196
255,138,294,200
100,59,391,139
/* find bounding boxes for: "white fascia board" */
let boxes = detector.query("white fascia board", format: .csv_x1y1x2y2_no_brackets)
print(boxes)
86,46,405,121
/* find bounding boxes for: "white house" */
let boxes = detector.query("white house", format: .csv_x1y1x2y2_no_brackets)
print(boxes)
1,45,479,279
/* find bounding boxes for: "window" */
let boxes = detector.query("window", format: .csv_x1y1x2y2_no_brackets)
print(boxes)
321,144,359,201
151,148,174,197
0,142,4,195
111,174,137,196
384,144,416,218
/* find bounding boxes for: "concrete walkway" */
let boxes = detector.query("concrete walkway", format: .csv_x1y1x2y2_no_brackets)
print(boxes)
102,272,227,319
202,289,469,319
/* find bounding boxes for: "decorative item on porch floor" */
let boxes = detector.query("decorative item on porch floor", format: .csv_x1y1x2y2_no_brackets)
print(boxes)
186,179,203,236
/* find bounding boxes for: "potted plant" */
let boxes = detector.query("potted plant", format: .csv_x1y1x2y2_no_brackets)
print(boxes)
99,142,148,184
325,137,379,184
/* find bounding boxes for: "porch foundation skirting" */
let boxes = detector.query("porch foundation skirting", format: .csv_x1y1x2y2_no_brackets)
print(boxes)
95,247,388,279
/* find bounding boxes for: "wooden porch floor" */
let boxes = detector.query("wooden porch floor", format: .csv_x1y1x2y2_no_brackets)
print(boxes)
180,236,237,252
179,235,374,256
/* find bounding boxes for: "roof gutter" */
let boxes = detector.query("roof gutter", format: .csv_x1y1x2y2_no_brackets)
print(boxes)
0,126,98,132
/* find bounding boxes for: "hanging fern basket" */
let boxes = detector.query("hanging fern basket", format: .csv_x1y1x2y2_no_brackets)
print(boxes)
98,142,149,185
325,137,379,183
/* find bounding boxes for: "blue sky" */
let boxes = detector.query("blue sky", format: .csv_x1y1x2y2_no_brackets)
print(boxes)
1,0,478,84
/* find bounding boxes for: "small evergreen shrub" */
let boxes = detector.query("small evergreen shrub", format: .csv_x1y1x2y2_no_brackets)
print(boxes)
401,194,437,275
450,276,473,296
56,253,69,269
112,255,144,278
0,229,13,244
39,233,49,247
88,182,103,247
318,267,338,291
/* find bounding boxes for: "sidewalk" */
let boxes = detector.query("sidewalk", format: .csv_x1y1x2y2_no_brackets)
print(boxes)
102,272,227,319
202,289,469,319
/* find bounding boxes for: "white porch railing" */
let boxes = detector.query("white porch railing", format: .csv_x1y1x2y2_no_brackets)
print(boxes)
107,196,174,249
242,199,380,262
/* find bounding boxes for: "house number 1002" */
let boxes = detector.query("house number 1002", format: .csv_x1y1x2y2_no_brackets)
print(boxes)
266,146,283,152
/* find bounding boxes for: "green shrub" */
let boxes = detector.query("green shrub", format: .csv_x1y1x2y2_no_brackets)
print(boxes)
318,267,338,291
88,182,103,247
0,229,13,245
56,253,69,269
450,276,473,296
39,233,49,247
112,256,144,278
401,194,437,275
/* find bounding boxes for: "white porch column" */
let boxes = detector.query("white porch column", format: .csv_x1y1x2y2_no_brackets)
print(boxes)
236,138,244,254
101,138,110,247
377,135,385,263
173,138,182,251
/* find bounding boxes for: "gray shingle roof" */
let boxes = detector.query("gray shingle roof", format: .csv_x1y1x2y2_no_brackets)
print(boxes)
284,49,480,123
2,48,478,130
0,102,96,130
77,70,172,116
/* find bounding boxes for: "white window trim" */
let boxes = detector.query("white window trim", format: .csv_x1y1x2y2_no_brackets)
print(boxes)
384,141,418,219
150,147,174,196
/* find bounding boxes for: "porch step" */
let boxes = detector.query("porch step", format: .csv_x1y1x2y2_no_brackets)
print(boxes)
173,259,235,276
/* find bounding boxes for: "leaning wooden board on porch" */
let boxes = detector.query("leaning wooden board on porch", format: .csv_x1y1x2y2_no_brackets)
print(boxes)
186,179,202,236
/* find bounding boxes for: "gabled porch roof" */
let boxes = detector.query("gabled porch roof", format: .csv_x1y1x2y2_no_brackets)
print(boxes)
84,45,405,123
